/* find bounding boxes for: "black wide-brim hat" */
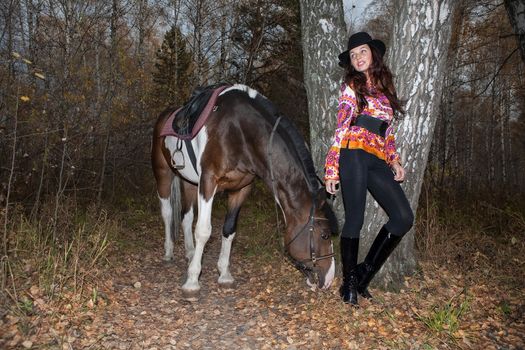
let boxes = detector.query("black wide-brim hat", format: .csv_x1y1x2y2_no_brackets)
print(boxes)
338,32,386,68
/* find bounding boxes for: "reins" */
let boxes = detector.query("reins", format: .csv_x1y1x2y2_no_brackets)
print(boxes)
266,115,334,276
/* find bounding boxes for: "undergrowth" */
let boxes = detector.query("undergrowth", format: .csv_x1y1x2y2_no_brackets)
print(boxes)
415,188,525,291
1,200,119,318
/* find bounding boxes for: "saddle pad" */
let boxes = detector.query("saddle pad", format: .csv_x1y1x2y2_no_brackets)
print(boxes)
160,85,229,139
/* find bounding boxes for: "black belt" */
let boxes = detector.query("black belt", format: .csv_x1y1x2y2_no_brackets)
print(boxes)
351,114,388,138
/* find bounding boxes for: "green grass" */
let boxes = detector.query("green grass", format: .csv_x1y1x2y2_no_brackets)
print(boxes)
417,292,471,336
498,300,512,317
17,297,34,316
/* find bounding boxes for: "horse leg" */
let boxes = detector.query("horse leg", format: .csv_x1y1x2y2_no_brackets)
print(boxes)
153,157,177,261
181,176,217,295
218,184,253,286
181,179,197,261
159,195,174,261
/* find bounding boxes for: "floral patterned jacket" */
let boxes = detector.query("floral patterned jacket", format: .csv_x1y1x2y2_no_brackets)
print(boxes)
324,83,400,181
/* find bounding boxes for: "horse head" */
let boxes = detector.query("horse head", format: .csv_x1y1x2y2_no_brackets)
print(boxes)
285,189,339,290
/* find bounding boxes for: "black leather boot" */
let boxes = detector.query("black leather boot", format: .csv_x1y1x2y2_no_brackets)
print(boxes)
339,237,359,306
355,226,402,299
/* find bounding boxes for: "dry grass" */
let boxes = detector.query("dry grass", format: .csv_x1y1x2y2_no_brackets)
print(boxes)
1,200,118,320
415,191,525,292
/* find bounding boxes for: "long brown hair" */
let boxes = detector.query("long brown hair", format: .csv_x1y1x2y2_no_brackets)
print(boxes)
344,45,405,118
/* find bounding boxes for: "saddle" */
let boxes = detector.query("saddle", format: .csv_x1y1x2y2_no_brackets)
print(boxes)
160,83,230,139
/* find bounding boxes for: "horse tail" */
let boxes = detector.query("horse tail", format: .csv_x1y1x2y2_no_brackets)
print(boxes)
170,174,182,240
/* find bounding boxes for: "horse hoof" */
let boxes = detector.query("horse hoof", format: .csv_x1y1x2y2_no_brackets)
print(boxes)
218,281,235,289
163,255,174,262
181,281,200,298
181,288,200,299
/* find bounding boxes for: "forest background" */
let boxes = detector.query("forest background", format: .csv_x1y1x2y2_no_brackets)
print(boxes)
1,0,524,349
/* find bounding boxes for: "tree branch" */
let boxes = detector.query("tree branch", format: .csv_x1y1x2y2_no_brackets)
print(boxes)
474,47,518,98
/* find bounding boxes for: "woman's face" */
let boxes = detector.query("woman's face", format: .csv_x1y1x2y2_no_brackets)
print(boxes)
349,44,372,75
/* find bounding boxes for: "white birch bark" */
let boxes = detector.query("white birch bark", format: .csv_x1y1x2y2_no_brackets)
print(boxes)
299,0,347,219
504,0,525,63
363,0,458,289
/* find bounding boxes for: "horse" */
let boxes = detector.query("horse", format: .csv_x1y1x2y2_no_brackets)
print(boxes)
151,84,338,296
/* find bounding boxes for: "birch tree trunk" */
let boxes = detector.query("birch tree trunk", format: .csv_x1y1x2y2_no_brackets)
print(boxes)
504,0,525,63
97,0,119,206
372,0,458,289
299,0,346,219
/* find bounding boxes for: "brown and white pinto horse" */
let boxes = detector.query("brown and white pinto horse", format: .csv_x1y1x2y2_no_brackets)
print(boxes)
151,84,338,296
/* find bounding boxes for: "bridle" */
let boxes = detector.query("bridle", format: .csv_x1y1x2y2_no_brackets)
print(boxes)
267,116,335,277
283,200,335,276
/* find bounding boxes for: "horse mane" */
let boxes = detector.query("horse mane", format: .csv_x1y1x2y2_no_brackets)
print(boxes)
251,91,321,196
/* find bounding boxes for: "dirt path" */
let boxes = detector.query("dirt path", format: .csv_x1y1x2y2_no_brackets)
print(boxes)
80,230,344,350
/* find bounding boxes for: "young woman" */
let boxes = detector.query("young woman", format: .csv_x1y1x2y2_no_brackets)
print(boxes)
325,32,414,306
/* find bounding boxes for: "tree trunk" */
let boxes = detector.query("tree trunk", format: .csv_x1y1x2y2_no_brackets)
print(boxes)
299,0,346,179
97,0,119,206
504,0,525,63
372,0,458,289
489,82,496,190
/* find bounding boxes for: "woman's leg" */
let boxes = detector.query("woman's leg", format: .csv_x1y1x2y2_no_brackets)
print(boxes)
338,149,370,305
367,160,413,236
339,149,369,239
356,158,414,297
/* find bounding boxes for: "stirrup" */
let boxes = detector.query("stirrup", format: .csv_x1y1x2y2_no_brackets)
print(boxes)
171,149,185,169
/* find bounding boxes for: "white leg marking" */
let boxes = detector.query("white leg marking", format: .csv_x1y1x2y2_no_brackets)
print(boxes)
182,189,216,293
217,232,236,285
159,196,174,261
182,207,195,261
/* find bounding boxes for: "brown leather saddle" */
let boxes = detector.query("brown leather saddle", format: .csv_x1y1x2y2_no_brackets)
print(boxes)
160,83,230,139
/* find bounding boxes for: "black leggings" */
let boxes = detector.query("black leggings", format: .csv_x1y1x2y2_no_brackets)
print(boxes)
339,149,414,239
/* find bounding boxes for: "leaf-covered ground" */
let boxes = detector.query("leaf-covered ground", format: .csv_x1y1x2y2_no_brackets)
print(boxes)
1,212,524,350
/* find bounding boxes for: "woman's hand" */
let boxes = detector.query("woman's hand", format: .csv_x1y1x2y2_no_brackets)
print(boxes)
325,179,340,195
391,162,405,182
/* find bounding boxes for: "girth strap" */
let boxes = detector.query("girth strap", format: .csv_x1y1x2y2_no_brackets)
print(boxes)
184,139,198,174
